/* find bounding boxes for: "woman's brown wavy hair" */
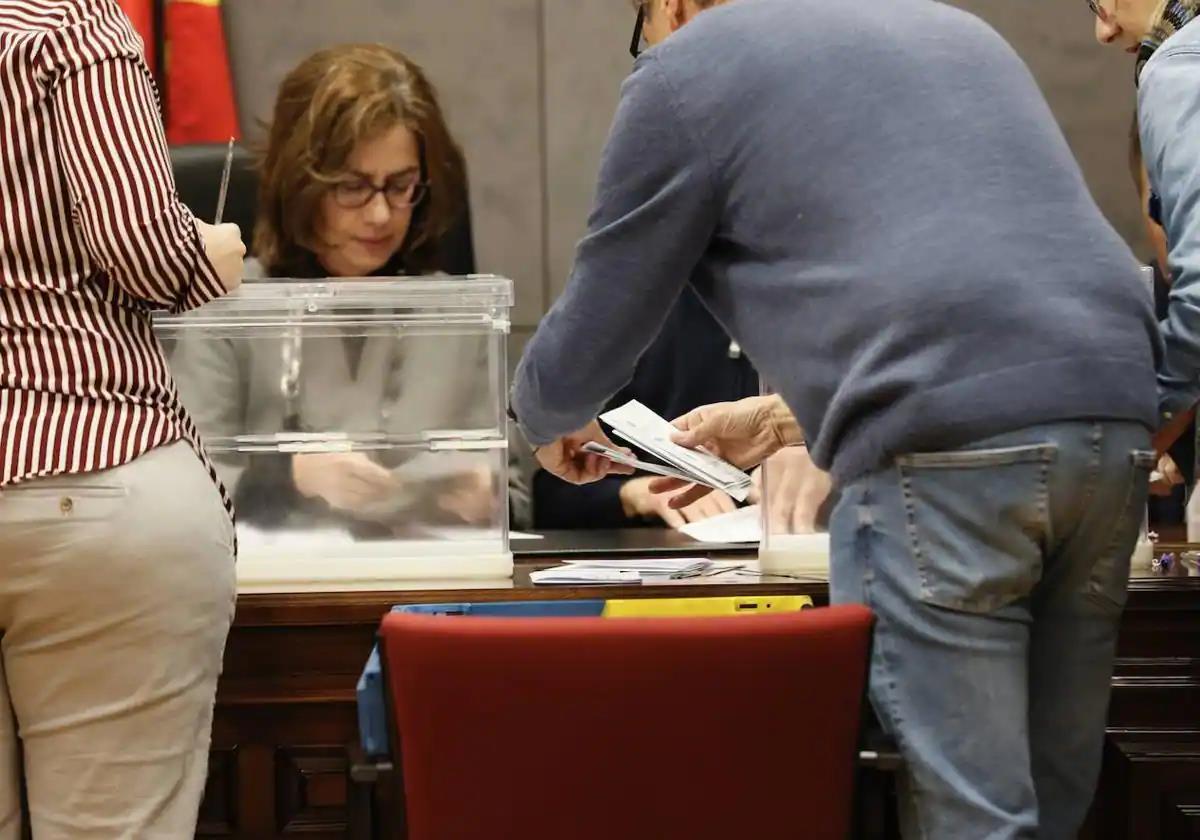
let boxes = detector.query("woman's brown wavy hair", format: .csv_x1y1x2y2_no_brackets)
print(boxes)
254,44,467,275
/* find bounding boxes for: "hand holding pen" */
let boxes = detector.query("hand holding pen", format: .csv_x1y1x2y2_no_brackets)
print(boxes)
195,138,246,294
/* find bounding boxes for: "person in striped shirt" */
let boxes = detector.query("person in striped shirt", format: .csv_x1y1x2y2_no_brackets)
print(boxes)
0,0,245,835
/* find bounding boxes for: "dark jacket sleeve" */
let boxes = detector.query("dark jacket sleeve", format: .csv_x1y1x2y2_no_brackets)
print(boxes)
530,289,758,530
533,470,632,530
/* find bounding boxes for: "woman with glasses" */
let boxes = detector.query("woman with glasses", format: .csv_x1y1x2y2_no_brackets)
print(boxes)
253,44,471,280
171,44,530,535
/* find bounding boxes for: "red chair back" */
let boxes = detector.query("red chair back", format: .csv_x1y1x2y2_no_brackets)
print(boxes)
380,604,873,840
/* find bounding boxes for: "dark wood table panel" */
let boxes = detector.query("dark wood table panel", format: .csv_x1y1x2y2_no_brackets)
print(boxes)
202,535,1200,839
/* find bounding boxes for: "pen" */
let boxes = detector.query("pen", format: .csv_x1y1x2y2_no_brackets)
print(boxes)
214,137,234,224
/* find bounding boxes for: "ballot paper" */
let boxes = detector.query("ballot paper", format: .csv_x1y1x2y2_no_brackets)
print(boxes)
531,557,717,585
529,567,643,585
581,442,696,484
679,505,762,544
530,556,715,583
598,400,753,502
561,557,714,576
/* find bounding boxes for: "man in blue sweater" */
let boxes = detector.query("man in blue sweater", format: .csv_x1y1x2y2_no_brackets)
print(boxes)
510,0,1160,836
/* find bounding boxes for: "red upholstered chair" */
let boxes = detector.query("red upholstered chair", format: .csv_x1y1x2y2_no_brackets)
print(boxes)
379,605,874,840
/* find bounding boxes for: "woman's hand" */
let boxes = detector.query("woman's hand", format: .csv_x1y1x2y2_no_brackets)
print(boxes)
196,220,246,294
292,452,397,512
1151,453,1185,497
437,465,497,525
619,475,736,529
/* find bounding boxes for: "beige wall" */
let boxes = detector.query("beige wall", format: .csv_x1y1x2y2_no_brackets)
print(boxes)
225,0,1148,359
950,0,1146,257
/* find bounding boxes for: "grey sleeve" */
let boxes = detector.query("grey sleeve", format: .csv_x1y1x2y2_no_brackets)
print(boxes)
506,422,536,530
169,335,249,492
1140,51,1200,419
510,55,720,445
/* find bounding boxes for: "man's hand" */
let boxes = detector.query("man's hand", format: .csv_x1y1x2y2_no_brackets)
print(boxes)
1151,453,1185,497
535,420,636,485
619,475,736,529
669,394,802,467
649,395,804,508
749,447,832,534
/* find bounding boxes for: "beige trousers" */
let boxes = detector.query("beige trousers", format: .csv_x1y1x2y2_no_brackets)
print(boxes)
0,442,235,839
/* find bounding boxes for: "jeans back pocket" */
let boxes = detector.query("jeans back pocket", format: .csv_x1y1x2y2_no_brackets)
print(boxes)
1085,448,1155,611
896,443,1056,614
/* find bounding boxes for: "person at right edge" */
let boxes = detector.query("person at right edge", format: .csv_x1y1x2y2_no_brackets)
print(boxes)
509,1,1162,837
1089,0,1200,498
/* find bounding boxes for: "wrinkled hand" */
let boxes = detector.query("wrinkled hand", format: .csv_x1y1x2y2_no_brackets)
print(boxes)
534,420,636,485
748,447,832,534
437,465,496,525
1150,453,1185,497
669,395,799,467
292,451,397,513
619,476,736,530
196,220,246,294
649,395,803,508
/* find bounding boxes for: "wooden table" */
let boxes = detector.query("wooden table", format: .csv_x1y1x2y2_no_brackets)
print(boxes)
1084,551,1200,840
202,532,814,839
198,534,1200,839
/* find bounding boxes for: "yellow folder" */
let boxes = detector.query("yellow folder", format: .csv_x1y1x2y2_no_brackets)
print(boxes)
602,595,812,618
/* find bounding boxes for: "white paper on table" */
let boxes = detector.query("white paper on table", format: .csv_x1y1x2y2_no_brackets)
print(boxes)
679,505,762,544
560,557,712,574
530,566,642,585
509,531,545,540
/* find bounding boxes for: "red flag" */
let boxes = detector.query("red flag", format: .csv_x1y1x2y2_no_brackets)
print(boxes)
115,0,155,70
164,0,240,144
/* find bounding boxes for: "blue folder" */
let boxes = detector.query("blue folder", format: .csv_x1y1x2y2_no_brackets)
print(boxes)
357,600,605,757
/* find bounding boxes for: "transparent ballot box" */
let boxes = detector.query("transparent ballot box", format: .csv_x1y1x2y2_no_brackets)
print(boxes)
755,447,832,577
156,276,514,590
755,386,831,577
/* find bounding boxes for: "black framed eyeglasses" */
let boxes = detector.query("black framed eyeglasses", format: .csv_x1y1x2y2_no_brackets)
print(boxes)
1085,0,1112,21
629,4,646,58
331,177,429,210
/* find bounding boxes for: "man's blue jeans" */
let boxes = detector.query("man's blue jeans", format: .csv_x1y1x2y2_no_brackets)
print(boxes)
830,421,1153,839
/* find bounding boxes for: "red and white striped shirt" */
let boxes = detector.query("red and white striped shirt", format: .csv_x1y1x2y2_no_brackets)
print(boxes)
0,0,228,497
